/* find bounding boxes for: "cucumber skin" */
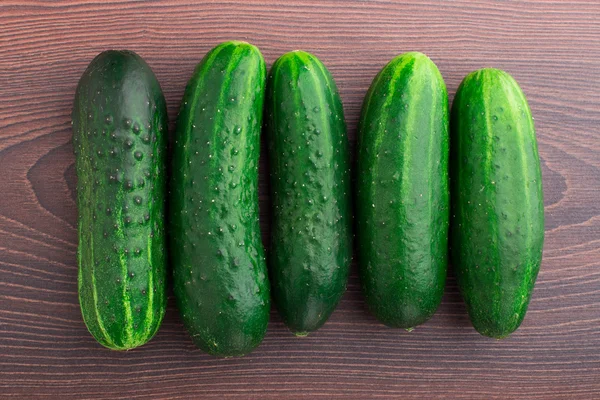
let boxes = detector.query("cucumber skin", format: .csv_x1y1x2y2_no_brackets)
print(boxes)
72,50,168,350
450,68,544,339
357,52,449,329
265,51,352,335
170,41,270,357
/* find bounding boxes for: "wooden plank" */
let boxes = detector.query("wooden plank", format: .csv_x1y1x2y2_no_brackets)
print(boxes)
0,1,599,398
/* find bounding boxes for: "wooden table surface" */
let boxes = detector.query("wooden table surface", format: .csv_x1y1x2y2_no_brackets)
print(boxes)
1,1,599,398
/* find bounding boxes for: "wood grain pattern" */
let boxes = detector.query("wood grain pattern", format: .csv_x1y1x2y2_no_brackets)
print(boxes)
1,0,599,398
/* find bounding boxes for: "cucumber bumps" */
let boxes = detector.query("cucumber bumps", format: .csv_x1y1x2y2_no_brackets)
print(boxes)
357,52,449,329
265,51,352,335
73,50,168,350
171,42,270,357
450,68,544,338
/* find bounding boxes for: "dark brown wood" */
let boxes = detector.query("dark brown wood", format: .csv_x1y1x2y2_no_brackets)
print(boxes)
1,0,599,398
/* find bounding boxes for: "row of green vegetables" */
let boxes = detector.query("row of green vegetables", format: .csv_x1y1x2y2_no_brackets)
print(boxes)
72,41,543,357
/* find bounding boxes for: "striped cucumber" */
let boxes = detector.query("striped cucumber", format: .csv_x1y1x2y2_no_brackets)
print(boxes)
357,52,449,329
265,51,352,335
450,68,544,338
170,41,270,357
72,50,168,350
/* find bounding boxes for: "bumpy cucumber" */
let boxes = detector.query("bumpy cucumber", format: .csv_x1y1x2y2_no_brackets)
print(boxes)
450,68,544,338
265,51,352,335
357,52,449,329
170,41,270,357
72,50,168,350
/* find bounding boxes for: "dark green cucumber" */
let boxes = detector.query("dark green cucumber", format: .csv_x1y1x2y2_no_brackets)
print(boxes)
357,52,449,329
171,41,270,357
72,50,168,350
265,51,352,335
450,68,544,338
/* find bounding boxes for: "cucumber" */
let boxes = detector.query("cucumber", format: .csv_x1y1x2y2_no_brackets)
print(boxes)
356,52,449,329
170,41,270,357
450,68,544,338
72,50,168,350
265,51,352,335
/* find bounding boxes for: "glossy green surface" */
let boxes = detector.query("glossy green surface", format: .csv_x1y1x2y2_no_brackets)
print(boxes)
450,68,544,338
72,50,168,350
265,51,352,335
170,41,270,357
357,52,449,329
